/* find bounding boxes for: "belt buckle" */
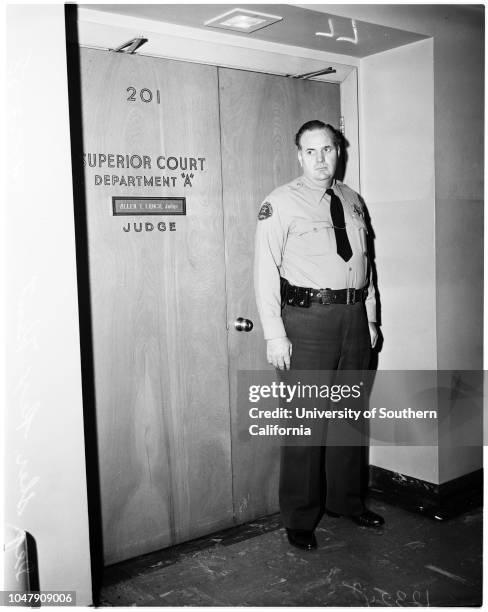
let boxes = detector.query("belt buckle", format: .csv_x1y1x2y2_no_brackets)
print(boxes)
346,287,355,305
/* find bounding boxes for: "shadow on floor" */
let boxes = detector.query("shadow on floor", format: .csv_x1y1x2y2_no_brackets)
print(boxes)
100,499,482,607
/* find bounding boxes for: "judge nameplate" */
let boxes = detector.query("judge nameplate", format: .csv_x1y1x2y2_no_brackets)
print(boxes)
113,196,186,216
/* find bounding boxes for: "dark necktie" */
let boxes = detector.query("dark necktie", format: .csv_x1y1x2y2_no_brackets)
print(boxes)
326,188,352,262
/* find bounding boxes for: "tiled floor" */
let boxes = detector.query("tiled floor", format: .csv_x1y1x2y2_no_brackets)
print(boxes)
99,500,482,607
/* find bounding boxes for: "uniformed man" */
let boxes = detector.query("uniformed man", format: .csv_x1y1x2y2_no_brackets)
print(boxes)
254,120,384,551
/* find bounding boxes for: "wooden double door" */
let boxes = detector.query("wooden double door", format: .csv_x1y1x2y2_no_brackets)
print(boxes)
78,48,340,564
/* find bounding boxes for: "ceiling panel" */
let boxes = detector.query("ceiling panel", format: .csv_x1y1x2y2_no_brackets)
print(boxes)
83,4,429,58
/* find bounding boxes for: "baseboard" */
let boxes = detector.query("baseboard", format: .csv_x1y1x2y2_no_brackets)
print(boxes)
369,465,483,521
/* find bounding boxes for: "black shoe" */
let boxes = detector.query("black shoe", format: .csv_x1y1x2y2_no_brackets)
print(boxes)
286,528,317,550
352,510,385,527
326,508,385,527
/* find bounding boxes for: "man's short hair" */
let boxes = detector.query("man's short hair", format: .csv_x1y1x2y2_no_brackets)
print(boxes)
295,120,342,150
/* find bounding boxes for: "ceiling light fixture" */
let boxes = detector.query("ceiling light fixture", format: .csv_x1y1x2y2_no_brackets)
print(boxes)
204,9,282,34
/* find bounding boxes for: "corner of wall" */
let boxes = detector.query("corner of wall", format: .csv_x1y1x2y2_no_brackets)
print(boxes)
6,4,92,604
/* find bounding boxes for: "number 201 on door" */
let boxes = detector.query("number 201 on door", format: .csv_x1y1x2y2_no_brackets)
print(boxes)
127,87,161,104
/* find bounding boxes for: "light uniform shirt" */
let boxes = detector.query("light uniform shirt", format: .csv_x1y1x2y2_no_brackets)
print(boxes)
254,176,376,340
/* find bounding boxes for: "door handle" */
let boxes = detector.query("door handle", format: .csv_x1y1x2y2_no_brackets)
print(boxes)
234,317,253,332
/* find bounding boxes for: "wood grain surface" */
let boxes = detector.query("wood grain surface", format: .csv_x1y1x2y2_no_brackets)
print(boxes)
79,49,233,564
219,68,341,522
80,49,342,563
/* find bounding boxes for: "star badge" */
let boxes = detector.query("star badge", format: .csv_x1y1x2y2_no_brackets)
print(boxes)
352,203,363,218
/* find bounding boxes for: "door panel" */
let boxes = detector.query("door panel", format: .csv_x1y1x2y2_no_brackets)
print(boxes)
79,49,342,563
79,49,233,564
219,69,341,521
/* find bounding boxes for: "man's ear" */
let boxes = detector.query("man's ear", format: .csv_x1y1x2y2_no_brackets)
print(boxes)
297,149,303,167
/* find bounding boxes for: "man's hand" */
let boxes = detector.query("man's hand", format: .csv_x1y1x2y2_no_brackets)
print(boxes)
369,322,378,349
267,337,293,370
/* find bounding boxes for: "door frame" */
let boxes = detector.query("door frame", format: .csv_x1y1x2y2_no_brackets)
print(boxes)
69,6,361,192
64,3,361,571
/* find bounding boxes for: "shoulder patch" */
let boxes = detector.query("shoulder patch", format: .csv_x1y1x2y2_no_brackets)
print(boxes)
258,201,273,220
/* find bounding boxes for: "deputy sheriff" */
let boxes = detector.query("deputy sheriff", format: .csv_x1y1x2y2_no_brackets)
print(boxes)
254,120,384,551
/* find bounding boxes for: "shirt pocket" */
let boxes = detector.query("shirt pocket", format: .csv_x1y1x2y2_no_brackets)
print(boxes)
292,219,336,255
348,214,368,253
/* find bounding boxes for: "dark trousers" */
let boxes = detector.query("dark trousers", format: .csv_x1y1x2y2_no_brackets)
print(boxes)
280,301,371,530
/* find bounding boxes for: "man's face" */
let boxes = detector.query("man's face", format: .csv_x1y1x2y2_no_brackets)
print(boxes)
297,128,339,186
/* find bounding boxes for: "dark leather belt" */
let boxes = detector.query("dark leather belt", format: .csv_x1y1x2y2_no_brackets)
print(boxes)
281,277,368,308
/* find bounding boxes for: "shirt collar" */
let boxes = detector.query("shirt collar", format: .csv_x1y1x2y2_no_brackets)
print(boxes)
300,175,336,193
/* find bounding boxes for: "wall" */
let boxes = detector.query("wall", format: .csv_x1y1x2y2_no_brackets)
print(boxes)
359,39,436,370
359,39,438,482
304,4,484,483
5,5,92,604
430,5,484,482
